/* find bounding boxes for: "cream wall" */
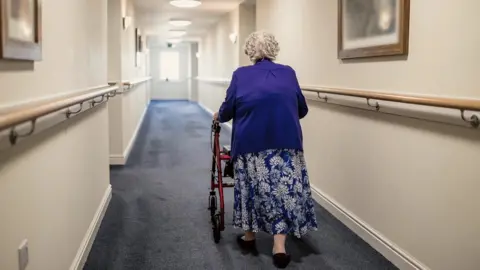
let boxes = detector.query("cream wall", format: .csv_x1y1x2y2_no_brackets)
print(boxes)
199,9,238,79
108,0,121,83
108,0,124,158
190,43,199,102
197,4,255,113
121,0,136,80
0,1,110,270
121,0,148,79
238,3,256,66
255,1,480,270
121,83,148,152
108,0,149,164
197,17,229,111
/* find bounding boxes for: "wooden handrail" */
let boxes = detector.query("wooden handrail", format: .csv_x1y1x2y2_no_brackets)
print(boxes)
124,76,151,87
108,77,151,92
302,86,480,111
0,85,118,133
195,77,480,111
195,76,480,127
108,80,128,87
302,85,480,128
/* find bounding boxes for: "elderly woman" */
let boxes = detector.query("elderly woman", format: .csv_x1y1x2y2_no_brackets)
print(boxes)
213,31,318,268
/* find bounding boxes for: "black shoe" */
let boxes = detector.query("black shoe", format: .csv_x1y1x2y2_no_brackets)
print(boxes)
273,253,291,269
236,235,258,254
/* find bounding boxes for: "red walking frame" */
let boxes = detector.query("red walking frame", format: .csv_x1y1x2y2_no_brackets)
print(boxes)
208,120,234,243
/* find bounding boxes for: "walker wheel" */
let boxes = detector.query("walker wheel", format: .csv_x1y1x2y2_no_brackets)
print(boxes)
208,195,217,222
213,214,221,243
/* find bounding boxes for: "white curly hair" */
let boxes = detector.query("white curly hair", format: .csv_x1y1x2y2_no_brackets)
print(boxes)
243,31,280,63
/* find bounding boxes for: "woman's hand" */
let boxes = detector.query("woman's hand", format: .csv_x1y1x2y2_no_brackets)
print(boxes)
213,112,219,121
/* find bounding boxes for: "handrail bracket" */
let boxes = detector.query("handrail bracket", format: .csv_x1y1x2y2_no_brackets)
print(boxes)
65,103,83,118
90,95,106,107
461,110,479,128
317,92,328,102
9,119,37,145
367,98,380,111
107,91,117,98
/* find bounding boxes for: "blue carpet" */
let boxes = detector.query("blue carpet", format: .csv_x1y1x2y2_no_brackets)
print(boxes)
84,100,397,270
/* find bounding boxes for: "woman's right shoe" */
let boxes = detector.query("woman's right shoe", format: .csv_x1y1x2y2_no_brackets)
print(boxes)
272,253,291,269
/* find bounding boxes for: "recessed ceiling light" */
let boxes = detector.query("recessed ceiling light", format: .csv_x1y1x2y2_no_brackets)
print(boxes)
169,30,187,37
169,0,201,8
169,19,192,27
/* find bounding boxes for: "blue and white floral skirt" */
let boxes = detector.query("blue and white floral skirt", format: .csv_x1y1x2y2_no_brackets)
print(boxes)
232,149,318,238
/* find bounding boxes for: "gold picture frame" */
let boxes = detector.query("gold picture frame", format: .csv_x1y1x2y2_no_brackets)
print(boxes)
338,0,410,59
0,0,42,61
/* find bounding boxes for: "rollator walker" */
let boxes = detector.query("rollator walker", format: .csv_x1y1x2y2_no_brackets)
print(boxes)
208,120,234,243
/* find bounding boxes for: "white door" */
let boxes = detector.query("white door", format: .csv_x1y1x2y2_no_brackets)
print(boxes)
151,46,189,100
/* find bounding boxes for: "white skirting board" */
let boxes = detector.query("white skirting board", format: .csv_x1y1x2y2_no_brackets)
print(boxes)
70,184,112,270
197,101,214,115
109,107,148,165
310,185,428,270
109,154,125,165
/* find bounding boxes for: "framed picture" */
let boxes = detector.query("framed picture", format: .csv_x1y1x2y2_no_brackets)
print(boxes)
135,28,139,66
0,0,42,61
338,0,410,59
135,28,142,52
138,35,144,53
134,28,138,52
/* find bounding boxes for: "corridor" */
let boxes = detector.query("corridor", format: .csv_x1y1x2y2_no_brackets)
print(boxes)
83,101,396,270
1,0,480,270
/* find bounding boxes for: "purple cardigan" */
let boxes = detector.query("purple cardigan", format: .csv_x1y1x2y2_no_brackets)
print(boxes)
218,59,308,158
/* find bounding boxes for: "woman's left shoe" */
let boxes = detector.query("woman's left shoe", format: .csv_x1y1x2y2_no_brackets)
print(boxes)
237,235,258,254
272,252,291,269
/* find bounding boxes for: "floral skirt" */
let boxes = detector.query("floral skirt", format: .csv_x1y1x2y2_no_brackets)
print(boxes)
232,149,318,238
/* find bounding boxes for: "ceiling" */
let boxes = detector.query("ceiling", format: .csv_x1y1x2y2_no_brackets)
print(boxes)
135,0,253,43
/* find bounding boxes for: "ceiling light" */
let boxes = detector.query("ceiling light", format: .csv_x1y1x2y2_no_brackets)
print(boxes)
169,30,186,37
169,0,201,8
169,19,192,27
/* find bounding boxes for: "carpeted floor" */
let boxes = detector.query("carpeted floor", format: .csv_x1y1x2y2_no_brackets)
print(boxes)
84,100,398,270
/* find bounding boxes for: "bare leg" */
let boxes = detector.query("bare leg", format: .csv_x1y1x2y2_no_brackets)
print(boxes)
272,234,290,268
273,234,287,254
243,231,256,241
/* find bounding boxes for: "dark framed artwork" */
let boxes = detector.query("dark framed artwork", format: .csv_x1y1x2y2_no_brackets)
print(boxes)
134,28,144,67
0,0,42,61
338,0,410,59
138,35,143,53
134,28,138,66
135,28,139,52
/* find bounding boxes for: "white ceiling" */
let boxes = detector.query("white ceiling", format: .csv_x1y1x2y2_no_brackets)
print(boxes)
135,0,252,42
